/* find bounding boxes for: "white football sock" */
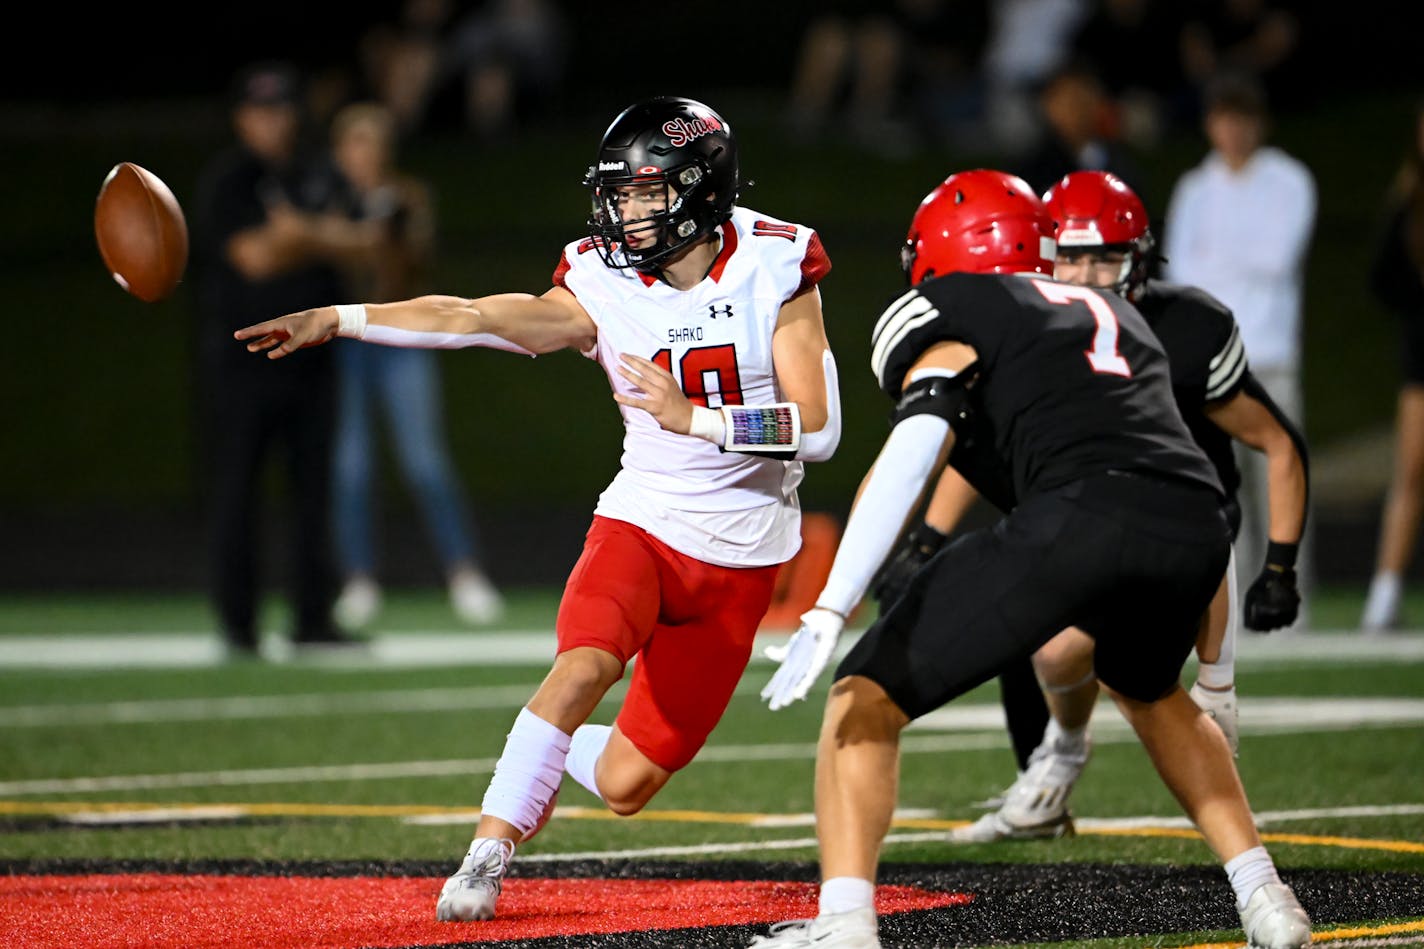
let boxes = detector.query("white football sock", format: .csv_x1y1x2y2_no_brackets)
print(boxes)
1225,845,1282,909
819,876,875,915
1197,550,1239,689
1042,716,1088,757
565,724,612,800
480,707,571,836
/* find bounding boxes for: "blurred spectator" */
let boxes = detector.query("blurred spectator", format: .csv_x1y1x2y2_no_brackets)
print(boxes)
1179,0,1302,116
1015,59,1149,203
1066,0,1191,147
1361,101,1424,633
189,61,368,657
359,0,566,138
783,0,988,155
908,0,993,147
1162,70,1316,626
979,0,1091,153
325,101,504,629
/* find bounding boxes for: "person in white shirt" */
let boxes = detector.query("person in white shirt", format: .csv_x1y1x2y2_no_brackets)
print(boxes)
1163,71,1316,625
234,95,842,923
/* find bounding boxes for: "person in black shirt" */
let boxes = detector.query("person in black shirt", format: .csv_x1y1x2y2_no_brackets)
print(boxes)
910,171,1310,845
748,170,1310,949
190,61,368,656
1016,59,1149,203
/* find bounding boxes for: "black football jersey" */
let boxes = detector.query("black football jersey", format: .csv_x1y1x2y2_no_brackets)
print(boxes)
871,272,1223,503
1134,279,1246,500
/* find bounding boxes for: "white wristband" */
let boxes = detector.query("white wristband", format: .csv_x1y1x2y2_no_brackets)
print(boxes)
335,303,368,339
688,405,727,445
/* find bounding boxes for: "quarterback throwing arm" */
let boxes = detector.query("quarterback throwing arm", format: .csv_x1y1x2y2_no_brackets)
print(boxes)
234,286,599,359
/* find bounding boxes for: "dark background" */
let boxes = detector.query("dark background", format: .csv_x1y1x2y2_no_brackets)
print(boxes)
2,1,1420,593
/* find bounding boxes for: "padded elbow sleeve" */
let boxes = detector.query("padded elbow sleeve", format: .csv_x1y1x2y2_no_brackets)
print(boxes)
798,349,842,462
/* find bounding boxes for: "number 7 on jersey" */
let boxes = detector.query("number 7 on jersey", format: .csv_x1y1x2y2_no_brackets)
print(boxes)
1033,280,1132,377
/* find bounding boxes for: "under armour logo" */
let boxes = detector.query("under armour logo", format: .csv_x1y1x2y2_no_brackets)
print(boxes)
708,304,735,319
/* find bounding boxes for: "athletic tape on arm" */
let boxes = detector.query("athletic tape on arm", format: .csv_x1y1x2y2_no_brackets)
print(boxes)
686,349,841,460
817,412,952,616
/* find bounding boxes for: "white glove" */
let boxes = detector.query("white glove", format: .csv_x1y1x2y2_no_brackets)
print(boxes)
760,607,846,711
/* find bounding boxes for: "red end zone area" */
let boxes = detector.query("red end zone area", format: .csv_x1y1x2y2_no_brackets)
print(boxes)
1,874,971,948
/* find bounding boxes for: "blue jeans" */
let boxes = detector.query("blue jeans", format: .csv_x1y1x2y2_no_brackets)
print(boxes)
333,341,482,577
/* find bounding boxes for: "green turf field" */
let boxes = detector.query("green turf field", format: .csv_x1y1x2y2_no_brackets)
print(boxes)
1,586,1421,947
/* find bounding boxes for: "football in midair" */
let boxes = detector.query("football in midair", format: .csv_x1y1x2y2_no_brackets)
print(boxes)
94,162,188,302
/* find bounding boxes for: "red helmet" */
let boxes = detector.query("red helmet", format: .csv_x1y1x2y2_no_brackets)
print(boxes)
900,169,1056,286
1042,170,1155,298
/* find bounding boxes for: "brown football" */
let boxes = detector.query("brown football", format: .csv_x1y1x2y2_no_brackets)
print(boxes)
94,162,189,302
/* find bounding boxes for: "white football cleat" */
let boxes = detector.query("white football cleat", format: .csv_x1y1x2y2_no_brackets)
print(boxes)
948,808,1075,843
746,908,881,948
1239,882,1312,948
1190,681,1240,755
950,733,1088,842
435,837,515,922
998,736,1089,824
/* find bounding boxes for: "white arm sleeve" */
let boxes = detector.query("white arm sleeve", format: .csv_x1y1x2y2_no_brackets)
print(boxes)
816,413,952,616
360,323,535,356
797,348,842,462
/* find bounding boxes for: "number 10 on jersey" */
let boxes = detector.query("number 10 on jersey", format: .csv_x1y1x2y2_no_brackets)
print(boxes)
652,344,745,407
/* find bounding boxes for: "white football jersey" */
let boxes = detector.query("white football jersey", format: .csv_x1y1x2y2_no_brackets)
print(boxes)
553,206,831,567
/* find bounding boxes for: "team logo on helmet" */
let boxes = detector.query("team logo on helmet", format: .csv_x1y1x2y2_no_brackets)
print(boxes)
1058,223,1104,246
662,115,724,147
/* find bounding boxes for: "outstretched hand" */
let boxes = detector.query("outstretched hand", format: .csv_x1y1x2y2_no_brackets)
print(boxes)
234,307,339,359
761,607,846,711
613,353,694,434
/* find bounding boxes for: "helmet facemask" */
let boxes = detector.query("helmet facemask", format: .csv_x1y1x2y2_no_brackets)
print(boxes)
584,163,717,272
1056,232,1155,299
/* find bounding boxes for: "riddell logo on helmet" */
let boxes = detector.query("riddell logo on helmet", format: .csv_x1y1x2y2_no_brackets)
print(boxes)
663,116,723,147
599,161,627,171
1058,224,1103,246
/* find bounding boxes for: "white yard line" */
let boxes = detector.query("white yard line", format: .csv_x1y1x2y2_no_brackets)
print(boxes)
0,630,1422,669
1,684,549,727
3,698,1421,796
0,734,1010,796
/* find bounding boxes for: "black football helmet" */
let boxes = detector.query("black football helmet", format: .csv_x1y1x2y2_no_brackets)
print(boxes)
583,96,738,272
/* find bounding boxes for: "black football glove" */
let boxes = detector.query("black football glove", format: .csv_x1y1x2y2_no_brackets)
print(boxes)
871,522,947,611
1243,542,1300,632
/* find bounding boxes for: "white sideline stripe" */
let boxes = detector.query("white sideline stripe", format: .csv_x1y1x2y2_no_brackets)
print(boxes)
403,806,942,829
505,804,1424,863
519,830,1041,862
7,683,1423,731
2,629,1420,669
0,758,502,796
0,734,1014,796
61,806,248,825
1076,804,1424,832
4,694,1420,797
1,684,548,727
911,697,1424,734
517,831,1007,862
0,631,563,669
